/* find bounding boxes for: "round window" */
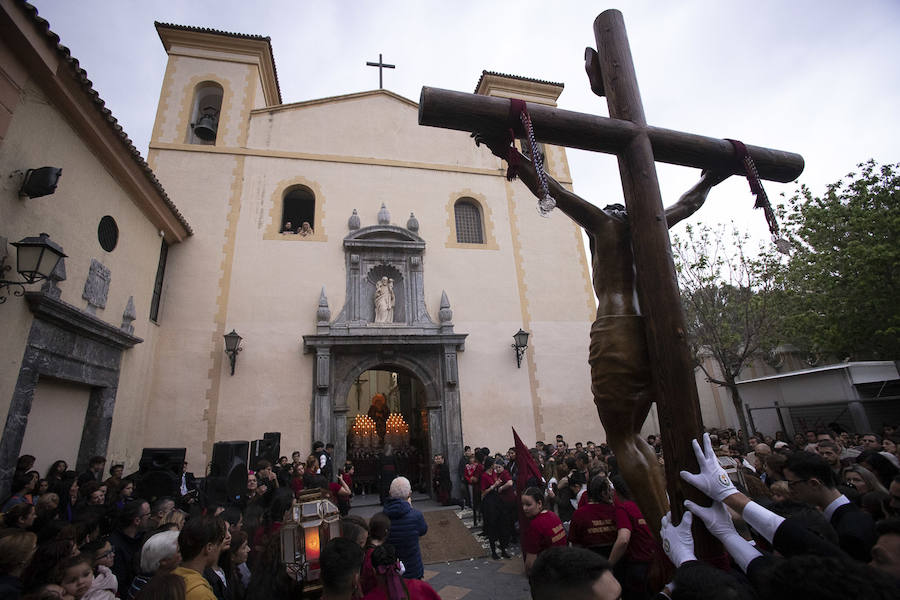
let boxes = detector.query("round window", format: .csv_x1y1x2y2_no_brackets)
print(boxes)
98,215,119,252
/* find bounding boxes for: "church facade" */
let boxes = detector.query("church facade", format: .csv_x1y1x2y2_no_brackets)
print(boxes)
2,5,761,496
140,23,599,478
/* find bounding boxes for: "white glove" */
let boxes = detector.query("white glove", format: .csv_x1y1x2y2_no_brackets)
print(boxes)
683,499,737,539
684,499,761,572
679,433,738,502
660,510,696,567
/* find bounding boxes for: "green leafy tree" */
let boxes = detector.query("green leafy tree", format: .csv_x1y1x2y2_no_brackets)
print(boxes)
780,160,900,360
672,224,783,438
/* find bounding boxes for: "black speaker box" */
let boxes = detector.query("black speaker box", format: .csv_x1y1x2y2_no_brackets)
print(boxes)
210,441,249,477
250,438,280,469
210,440,249,500
138,447,186,475
264,431,281,460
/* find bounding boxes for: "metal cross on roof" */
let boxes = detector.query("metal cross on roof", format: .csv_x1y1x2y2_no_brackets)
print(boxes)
366,53,395,89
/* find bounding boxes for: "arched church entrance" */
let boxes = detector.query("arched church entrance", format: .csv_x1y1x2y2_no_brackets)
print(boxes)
345,367,430,494
302,206,467,499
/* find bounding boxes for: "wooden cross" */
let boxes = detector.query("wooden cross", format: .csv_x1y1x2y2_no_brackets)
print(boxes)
419,10,803,535
366,53,395,89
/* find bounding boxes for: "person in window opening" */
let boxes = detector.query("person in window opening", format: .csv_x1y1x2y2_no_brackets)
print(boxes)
298,221,313,236
281,221,295,233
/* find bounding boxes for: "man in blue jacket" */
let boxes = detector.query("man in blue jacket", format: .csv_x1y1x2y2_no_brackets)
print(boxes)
382,476,428,579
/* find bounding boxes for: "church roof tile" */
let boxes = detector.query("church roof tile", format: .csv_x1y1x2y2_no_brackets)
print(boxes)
154,21,283,105
474,70,564,94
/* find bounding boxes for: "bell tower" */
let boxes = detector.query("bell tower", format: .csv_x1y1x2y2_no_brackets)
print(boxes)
148,23,281,153
143,24,282,466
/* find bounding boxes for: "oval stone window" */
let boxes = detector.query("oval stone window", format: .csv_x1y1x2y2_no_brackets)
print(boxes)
98,215,119,252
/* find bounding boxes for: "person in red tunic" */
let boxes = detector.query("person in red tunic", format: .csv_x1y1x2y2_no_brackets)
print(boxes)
520,487,567,575
362,543,441,600
464,452,485,527
610,474,658,600
360,512,391,596
480,457,514,559
569,476,630,562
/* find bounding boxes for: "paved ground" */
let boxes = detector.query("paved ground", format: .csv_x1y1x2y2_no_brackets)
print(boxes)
349,494,533,599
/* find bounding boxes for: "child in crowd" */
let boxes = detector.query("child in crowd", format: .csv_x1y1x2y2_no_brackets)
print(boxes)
78,539,118,599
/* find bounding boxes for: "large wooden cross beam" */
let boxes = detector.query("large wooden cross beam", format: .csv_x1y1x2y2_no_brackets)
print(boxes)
419,10,804,531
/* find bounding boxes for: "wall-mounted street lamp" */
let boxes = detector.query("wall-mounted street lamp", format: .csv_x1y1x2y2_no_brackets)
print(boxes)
512,328,530,368
223,329,242,375
1,233,66,304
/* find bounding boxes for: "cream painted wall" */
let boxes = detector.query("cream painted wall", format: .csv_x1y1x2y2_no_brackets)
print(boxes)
20,378,90,477
145,34,761,471
0,72,172,473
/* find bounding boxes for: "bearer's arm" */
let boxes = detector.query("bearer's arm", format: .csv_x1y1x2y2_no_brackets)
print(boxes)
665,170,731,228
473,133,606,231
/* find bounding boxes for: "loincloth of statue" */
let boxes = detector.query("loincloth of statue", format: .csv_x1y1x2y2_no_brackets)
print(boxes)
589,315,653,428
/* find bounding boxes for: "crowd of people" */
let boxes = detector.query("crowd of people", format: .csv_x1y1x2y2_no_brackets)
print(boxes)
2,423,900,599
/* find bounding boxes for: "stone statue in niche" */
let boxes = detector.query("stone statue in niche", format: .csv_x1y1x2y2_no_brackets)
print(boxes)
374,276,395,323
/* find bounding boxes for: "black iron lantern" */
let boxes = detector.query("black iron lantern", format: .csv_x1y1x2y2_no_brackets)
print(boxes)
224,329,242,375
512,328,530,368
1,233,66,304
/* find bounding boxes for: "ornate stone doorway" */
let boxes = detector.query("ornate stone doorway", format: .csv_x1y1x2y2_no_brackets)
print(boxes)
303,206,467,497
344,367,430,493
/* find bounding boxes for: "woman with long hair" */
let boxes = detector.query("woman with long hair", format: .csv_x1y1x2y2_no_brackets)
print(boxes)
46,460,69,484
114,480,134,511
856,450,899,490
361,512,391,596
843,464,888,495
362,544,440,600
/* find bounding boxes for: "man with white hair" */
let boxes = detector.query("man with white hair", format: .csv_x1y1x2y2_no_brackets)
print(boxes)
382,476,428,579
126,530,181,599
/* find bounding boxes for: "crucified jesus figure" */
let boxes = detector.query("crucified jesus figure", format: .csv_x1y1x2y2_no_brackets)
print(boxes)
475,132,729,532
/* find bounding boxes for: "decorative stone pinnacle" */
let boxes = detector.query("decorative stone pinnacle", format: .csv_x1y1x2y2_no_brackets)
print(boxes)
348,209,360,231
406,212,419,233
377,203,391,225
317,286,331,323
439,290,452,323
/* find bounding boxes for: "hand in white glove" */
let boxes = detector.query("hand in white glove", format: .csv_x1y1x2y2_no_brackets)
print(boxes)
684,499,738,539
679,433,738,502
685,500,762,573
660,510,696,567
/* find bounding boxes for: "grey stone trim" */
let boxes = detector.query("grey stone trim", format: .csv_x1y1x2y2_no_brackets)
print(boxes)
25,292,143,350
82,259,111,312
121,296,137,334
305,214,467,497
302,332,467,498
0,291,142,497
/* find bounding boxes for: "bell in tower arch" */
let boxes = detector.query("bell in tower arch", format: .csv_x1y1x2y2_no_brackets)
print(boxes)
193,105,219,141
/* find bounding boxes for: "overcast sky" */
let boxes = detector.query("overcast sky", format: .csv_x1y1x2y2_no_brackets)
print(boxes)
32,0,900,243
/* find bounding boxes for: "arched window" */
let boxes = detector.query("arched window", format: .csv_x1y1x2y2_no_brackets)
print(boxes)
454,198,484,244
282,186,316,234
187,82,223,145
